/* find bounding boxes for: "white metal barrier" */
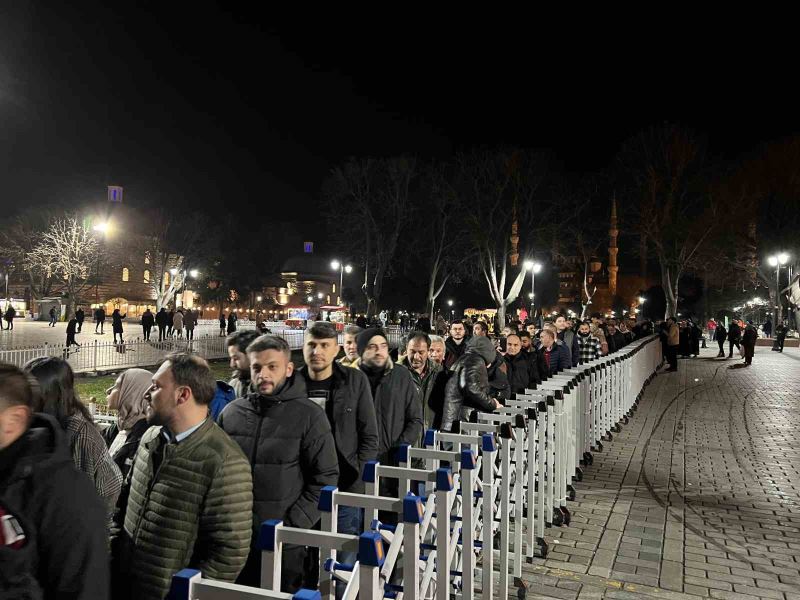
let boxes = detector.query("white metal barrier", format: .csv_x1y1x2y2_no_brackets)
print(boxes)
169,336,662,599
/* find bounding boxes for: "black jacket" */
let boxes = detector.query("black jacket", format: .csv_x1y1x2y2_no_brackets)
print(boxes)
728,322,742,342
440,350,496,432
503,351,540,394
155,309,170,327
443,337,467,370
75,309,84,323
607,331,627,353
359,360,423,466
297,363,379,493
66,318,78,335
218,374,339,530
715,325,728,343
141,311,155,327
487,352,511,401
0,414,109,600
557,329,580,367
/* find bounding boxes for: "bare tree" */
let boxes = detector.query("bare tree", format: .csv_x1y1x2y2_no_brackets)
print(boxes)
26,216,99,317
619,125,717,318
324,157,416,317
0,209,57,301
455,149,548,327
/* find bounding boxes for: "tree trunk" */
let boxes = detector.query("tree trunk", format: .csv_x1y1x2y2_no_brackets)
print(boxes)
661,264,677,318
496,303,506,332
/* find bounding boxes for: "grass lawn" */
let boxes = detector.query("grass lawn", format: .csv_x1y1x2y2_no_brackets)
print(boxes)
75,359,232,405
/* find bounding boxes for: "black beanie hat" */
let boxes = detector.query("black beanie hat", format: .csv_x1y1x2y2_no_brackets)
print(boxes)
357,327,388,356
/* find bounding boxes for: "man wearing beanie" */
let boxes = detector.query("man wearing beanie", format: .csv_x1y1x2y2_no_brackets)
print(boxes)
355,328,423,469
439,335,501,432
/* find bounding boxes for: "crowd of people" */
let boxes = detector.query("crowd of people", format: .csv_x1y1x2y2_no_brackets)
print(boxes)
0,304,788,598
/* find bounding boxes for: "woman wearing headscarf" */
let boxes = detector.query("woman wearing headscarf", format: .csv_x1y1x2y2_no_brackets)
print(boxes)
105,368,153,478
23,356,123,512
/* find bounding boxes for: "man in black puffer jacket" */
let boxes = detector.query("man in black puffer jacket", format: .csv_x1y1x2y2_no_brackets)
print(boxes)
503,334,541,395
0,363,109,600
439,336,500,432
218,335,339,592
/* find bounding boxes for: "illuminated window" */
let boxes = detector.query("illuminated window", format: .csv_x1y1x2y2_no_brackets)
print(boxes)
143,269,150,284
332,283,336,294
122,268,129,282
144,252,151,265
164,271,171,286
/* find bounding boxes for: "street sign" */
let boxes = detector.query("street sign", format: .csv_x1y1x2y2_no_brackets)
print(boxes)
108,186,123,203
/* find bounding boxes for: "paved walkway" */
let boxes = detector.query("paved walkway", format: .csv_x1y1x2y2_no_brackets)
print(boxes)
519,345,800,600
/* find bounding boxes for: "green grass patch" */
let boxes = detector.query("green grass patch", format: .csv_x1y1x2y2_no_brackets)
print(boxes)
75,359,232,405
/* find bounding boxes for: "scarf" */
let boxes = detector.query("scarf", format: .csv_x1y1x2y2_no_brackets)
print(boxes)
114,368,153,431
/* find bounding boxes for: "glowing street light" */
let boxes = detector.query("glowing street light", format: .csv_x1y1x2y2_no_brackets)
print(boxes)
767,253,791,324
307,295,313,302
523,260,542,316
256,295,262,302
331,259,353,305
638,296,646,304
189,269,199,279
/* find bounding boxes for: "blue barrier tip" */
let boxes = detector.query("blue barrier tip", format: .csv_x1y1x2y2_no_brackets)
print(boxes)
362,460,379,483
460,448,477,470
257,519,282,551
423,429,436,447
167,569,200,600
358,532,386,567
436,467,454,491
481,433,497,452
318,486,337,512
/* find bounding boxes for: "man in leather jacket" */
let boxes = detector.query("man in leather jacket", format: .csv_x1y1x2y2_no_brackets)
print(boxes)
439,336,501,432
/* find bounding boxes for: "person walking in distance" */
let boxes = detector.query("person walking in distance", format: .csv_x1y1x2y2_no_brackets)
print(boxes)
75,306,85,333
715,321,727,357
227,310,238,334
665,317,679,372
184,308,196,341
95,305,106,334
172,309,184,339
141,308,155,341
65,313,81,354
48,306,58,327
155,307,170,342
727,319,742,358
741,320,758,366
3,303,15,330
774,320,788,352
219,311,227,336
111,308,126,344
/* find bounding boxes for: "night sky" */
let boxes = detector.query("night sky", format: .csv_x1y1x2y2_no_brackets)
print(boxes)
1,4,797,306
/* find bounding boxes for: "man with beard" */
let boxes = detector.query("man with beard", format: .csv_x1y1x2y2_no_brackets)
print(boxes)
226,330,261,397
356,328,423,468
399,331,446,434
117,353,253,600
218,336,338,592
554,315,580,367
576,321,601,364
444,320,468,369
298,322,377,598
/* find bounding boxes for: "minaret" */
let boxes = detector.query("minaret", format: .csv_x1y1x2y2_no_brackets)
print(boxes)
608,197,619,296
509,204,519,267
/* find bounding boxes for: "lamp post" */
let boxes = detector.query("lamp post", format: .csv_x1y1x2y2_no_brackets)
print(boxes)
447,299,454,322
92,221,111,305
171,267,199,309
523,260,542,317
768,253,790,325
331,260,353,306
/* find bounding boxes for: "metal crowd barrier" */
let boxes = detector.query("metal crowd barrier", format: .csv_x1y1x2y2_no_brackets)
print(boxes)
169,336,662,599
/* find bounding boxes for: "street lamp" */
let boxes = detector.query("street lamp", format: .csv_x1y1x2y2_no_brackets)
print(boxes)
523,260,542,316
768,253,790,325
92,220,111,304
331,260,353,306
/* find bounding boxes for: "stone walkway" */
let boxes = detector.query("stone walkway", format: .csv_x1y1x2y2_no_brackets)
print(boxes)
519,345,800,599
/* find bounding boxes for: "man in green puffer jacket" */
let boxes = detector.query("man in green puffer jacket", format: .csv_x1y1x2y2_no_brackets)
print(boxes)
114,353,253,600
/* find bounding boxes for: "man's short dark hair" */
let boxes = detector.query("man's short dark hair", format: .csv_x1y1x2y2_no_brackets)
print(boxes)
473,321,489,334
307,321,338,340
226,330,261,353
164,352,216,406
450,320,464,329
519,330,531,339
0,363,35,409
247,334,291,359
406,331,431,348
344,325,362,336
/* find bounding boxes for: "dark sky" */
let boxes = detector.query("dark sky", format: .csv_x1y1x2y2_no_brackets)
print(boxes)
1,4,797,307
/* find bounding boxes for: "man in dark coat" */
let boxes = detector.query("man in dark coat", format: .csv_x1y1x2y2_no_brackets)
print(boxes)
75,306,85,333
218,335,339,592
356,328,423,469
727,320,742,358
65,314,80,353
538,329,572,377
95,306,106,334
774,321,788,352
606,320,628,354
554,315,580,367
440,336,500,432
0,363,109,599
298,322,379,594
763,318,773,338
155,308,170,341
398,331,446,434
503,334,541,395
443,320,468,369
3,305,15,330
741,321,758,366
227,311,237,334
715,322,728,357
141,308,155,341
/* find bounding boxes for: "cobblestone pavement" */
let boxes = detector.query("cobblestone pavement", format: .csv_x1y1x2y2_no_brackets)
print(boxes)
519,345,800,600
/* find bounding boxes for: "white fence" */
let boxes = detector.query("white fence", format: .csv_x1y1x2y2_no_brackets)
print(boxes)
0,328,405,374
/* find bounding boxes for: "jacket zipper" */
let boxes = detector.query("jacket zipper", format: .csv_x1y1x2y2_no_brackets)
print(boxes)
132,438,169,546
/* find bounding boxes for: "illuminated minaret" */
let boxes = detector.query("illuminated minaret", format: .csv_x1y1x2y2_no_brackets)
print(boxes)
608,197,619,296
509,204,519,267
